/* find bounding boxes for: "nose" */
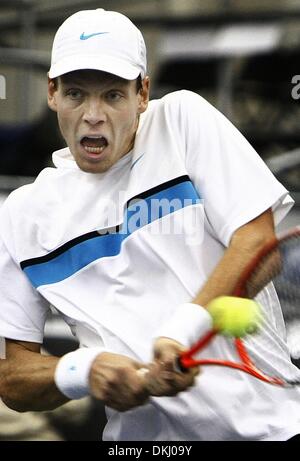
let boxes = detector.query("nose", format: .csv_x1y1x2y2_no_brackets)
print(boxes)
82,99,107,125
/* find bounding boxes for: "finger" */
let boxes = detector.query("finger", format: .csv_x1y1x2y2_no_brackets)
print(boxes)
136,367,150,378
143,371,188,396
142,360,198,396
141,367,170,395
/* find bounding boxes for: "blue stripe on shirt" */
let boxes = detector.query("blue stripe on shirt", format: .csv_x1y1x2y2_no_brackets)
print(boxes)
23,180,202,288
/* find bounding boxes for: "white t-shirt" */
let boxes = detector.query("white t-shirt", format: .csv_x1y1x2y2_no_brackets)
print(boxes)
0,90,299,441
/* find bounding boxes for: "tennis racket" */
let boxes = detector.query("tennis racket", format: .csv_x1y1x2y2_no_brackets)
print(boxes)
177,226,300,387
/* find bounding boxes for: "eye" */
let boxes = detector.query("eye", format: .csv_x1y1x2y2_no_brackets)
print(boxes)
65,88,83,100
106,91,123,102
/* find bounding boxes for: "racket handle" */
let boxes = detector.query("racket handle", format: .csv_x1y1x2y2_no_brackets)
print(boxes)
174,356,188,373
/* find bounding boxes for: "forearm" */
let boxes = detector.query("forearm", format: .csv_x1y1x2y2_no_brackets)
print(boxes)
193,238,263,307
1,342,150,413
1,347,68,412
193,210,275,307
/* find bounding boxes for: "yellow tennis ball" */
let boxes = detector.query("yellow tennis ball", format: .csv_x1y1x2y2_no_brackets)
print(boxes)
207,296,262,337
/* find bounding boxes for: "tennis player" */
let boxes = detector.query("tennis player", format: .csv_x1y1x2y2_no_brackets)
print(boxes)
1,9,300,441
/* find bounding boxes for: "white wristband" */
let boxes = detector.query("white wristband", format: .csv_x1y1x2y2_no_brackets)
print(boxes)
54,347,105,400
155,303,213,348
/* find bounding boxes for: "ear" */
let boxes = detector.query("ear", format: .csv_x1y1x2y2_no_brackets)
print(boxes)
138,76,150,114
47,76,58,112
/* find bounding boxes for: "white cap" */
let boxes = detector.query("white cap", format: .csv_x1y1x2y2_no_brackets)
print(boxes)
48,9,147,80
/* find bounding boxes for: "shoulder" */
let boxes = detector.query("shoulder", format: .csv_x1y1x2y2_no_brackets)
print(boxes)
149,89,208,110
147,90,218,128
1,183,34,219
0,166,72,259
1,166,62,217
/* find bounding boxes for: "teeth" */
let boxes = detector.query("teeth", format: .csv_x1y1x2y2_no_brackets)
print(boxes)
83,146,106,154
81,135,105,140
81,135,108,155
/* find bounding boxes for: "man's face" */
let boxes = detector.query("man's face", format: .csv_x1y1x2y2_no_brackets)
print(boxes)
48,70,150,173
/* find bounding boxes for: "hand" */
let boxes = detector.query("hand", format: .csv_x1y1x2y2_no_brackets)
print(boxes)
89,352,150,412
144,337,200,397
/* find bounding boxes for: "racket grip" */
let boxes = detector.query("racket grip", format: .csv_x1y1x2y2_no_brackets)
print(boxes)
174,355,188,373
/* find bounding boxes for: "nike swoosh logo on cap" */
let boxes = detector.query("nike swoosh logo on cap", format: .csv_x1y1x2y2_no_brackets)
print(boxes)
80,32,109,40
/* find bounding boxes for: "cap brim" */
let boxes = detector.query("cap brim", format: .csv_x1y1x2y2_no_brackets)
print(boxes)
48,54,143,80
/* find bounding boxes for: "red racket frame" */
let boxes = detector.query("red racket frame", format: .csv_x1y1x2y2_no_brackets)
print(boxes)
178,227,300,386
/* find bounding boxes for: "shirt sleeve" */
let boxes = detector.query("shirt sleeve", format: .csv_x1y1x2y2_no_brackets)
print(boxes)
178,90,294,246
0,204,50,343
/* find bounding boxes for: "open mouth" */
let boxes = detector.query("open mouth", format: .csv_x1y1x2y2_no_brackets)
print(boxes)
80,135,108,154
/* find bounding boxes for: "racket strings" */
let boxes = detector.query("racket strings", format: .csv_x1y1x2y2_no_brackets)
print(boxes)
246,233,300,363
246,235,300,323
245,249,282,299
274,235,300,324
